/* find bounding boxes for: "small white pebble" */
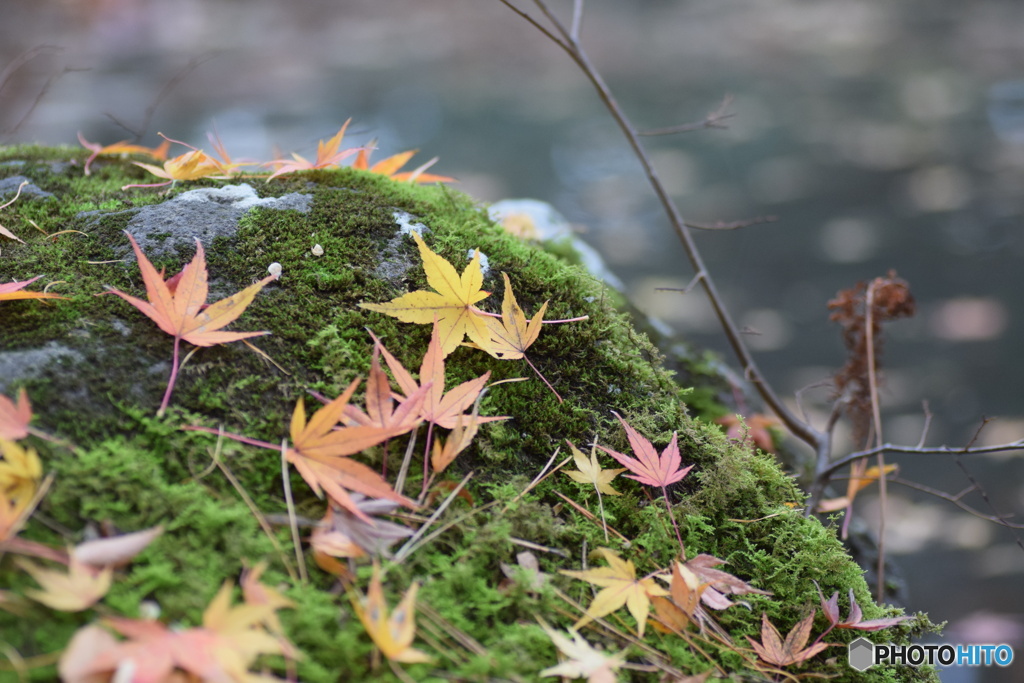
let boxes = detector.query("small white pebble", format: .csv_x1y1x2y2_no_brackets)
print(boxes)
311,244,324,257
139,600,162,620
268,262,282,278
468,248,490,275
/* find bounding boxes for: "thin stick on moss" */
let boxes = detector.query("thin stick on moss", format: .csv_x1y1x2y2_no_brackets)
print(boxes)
280,438,308,584
206,430,296,582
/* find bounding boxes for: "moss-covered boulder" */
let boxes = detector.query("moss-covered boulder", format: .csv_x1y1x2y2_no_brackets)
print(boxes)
0,146,935,681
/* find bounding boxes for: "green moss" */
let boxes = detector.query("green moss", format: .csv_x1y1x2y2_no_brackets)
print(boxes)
0,150,936,681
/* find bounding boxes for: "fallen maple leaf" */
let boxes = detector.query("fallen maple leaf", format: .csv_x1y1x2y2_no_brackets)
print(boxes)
466,271,565,401
0,275,66,303
16,555,112,612
311,496,414,560
72,525,164,569
286,382,420,521
748,612,828,668
124,133,238,189
564,440,625,542
0,438,42,505
266,119,361,180
371,323,506,490
539,624,625,683
597,412,693,548
60,578,294,682
360,230,492,357
370,324,505,431
0,388,32,440
817,584,912,632
652,561,706,634
565,440,625,497
351,563,431,664
682,553,771,611
561,547,668,638
352,142,454,184
78,132,171,176
106,231,277,416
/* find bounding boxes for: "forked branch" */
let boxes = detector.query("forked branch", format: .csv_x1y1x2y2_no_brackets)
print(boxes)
498,0,825,458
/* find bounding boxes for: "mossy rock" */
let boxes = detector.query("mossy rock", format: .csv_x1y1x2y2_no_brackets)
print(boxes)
0,146,936,682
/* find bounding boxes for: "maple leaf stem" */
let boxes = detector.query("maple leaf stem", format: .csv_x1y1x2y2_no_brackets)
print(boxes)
157,335,182,417
662,486,684,551
421,421,436,498
524,356,563,404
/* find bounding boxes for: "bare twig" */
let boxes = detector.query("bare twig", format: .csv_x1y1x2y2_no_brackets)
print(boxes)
640,95,736,136
684,215,778,231
105,53,215,141
499,0,826,457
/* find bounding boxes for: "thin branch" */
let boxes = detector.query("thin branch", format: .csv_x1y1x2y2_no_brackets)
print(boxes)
684,215,778,231
819,438,1024,481
105,53,215,141
501,0,825,457
887,477,1024,530
640,95,736,136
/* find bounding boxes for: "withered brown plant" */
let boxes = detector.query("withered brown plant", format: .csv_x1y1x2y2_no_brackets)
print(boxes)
828,271,916,449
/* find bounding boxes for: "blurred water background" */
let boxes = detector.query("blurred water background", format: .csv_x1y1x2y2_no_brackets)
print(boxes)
2,1,1023,680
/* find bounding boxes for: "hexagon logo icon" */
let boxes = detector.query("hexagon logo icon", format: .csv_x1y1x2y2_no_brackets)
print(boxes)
849,637,875,672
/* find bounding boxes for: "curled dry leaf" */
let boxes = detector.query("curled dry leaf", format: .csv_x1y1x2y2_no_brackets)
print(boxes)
310,495,413,560
72,525,164,569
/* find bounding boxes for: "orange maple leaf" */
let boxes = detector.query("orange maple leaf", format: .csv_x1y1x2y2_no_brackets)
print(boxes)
285,380,420,521
370,322,505,490
748,612,829,668
352,143,454,184
370,323,506,432
77,131,171,176
0,388,32,440
265,119,361,180
360,230,492,357
123,133,240,190
561,548,668,638
106,231,277,415
59,578,294,682
0,275,66,303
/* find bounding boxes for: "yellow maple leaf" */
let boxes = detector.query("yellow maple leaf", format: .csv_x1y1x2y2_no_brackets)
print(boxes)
468,272,547,361
360,230,491,357
351,563,431,664
16,555,113,612
564,441,625,496
78,132,171,176
0,438,42,505
561,548,668,637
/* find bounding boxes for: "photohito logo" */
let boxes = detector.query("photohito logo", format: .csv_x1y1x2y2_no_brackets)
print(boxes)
848,637,1015,671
